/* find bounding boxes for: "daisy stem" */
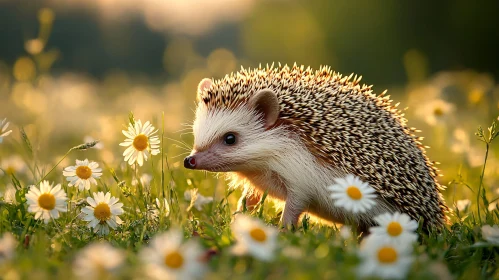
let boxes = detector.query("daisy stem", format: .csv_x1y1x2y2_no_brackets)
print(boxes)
477,142,489,225
51,218,69,246
36,148,72,185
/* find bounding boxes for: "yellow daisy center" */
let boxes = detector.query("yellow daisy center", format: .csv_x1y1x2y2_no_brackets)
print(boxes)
433,107,444,116
94,203,111,221
387,222,403,236
38,193,56,210
76,165,92,180
377,247,398,264
164,251,184,269
249,227,267,242
6,166,15,174
133,134,149,151
346,186,362,200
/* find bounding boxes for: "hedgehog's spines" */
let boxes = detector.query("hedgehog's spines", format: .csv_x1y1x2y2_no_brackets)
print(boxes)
200,64,448,228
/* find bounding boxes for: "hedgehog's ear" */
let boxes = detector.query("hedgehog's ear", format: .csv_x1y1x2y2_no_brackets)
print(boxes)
197,78,212,102
249,89,280,129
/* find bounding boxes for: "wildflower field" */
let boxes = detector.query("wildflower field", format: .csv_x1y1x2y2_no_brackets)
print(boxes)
1,2,499,279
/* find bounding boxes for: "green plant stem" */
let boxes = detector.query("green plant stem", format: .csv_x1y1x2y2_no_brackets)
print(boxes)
477,142,490,225
36,148,72,185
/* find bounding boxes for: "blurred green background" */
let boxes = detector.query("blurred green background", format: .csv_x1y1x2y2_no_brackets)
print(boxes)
1,0,499,208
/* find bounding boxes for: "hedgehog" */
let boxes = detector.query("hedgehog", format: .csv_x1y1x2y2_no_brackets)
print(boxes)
184,64,449,231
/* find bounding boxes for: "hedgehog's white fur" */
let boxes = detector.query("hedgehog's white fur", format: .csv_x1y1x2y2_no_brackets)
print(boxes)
193,102,394,226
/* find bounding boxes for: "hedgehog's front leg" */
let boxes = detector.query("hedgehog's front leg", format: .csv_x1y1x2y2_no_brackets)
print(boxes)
280,194,306,228
237,186,262,212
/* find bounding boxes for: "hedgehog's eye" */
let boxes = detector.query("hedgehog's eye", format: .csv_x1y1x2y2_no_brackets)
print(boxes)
223,133,236,145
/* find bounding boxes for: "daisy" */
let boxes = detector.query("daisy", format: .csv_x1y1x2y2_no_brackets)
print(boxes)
149,198,170,221
0,233,16,264
1,184,17,204
73,242,125,279
81,192,124,236
0,118,12,144
327,174,377,213
184,189,214,211
357,237,414,279
63,159,102,191
139,228,206,280
488,202,497,212
415,98,455,126
0,155,27,176
369,212,418,245
230,214,278,261
119,120,160,166
450,129,484,167
339,225,352,240
155,197,170,217
455,199,471,212
481,224,499,245
26,181,68,224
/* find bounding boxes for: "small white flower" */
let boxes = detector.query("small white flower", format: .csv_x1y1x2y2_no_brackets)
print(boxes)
327,174,377,213
63,159,102,191
481,224,499,245
0,155,27,176
416,98,455,126
488,202,497,212
155,197,170,217
339,225,352,240
149,198,170,221
369,212,418,246
455,199,471,212
0,118,12,144
450,129,484,167
0,232,17,264
231,215,278,261
140,228,207,280
1,184,17,204
184,189,213,211
358,237,414,279
26,181,67,224
73,242,125,279
119,119,160,166
81,192,124,236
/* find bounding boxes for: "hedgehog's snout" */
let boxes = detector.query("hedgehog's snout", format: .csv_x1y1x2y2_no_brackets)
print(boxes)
184,156,197,169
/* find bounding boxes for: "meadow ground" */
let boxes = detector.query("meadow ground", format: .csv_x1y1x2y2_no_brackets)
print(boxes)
1,99,499,279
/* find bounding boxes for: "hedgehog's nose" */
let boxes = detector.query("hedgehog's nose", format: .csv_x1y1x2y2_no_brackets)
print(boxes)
184,156,196,169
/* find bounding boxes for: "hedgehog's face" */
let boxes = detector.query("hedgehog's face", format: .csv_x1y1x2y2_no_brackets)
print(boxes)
185,79,280,172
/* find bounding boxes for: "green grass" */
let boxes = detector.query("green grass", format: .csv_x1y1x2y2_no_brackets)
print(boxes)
1,116,499,280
